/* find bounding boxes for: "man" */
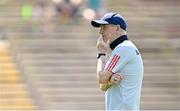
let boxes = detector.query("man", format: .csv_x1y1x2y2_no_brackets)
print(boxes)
91,12,144,110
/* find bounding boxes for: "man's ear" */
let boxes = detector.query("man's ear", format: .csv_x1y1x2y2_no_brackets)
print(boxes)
116,25,121,31
116,25,121,33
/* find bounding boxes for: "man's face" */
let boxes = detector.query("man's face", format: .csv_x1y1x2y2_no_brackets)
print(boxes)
99,25,117,43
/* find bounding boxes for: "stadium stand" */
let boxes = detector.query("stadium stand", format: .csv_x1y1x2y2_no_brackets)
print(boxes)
1,0,180,110
0,42,36,110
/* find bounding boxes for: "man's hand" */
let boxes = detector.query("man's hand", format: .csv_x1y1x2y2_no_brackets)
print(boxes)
96,36,110,53
110,73,124,84
99,73,124,91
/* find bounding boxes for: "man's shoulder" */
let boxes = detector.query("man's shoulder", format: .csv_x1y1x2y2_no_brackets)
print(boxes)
111,40,140,57
114,40,136,51
120,40,136,47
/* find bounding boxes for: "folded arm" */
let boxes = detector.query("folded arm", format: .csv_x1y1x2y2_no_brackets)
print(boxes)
97,55,124,91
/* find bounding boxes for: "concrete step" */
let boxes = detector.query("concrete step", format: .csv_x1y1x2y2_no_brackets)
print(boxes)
38,87,179,94
41,94,104,102
0,84,27,91
109,7,180,16
10,39,178,55
45,102,104,110
37,87,100,92
0,105,35,110
14,47,95,53
6,29,172,41
18,59,178,68
8,32,170,41
27,73,179,82
21,60,95,68
142,53,178,59
24,75,96,83
0,91,31,97
25,72,179,82
141,101,180,110
35,82,180,95
40,94,180,103
15,52,178,61
141,94,180,101
10,35,95,41
13,42,95,48
13,49,178,60
10,35,95,40
0,73,20,78
24,81,180,91
11,38,172,50
35,80,98,86
1,69,19,75
0,62,16,69
23,65,177,73
37,86,102,94
20,55,95,60
0,54,10,59
0,76,21,82
145,66,178,73
0,93,31,99
32,81,179,91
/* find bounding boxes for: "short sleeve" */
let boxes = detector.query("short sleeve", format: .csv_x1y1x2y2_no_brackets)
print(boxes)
104,46,134,73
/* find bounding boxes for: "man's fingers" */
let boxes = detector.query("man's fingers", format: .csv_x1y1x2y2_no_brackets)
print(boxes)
96,36,110,53
119,75,124,80
97,36,103,42
106,39,110,45
113,77,119,81
110,74,124,85
114,81,119,84
97,36,109,45
115,74,124,80
97,37,105,46
113,77,118,84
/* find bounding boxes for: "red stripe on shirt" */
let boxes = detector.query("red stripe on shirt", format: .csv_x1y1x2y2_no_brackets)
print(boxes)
108,55,118,71
109,55,120,71
106,55,118,71
106,54,120,72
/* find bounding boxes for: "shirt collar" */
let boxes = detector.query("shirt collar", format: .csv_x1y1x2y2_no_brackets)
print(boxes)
110,35,128,50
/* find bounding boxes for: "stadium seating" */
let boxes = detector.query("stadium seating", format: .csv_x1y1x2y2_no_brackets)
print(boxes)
0,42,36,110
1,0,180,110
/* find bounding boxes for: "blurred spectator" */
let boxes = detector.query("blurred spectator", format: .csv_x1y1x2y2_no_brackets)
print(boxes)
43,6,55,32
82,0,104,21
33,1,54,32
32,1,46,32
33,1,46,21
21,3,33,20
21,3,33,32
88,0,102,19
52,0,82,24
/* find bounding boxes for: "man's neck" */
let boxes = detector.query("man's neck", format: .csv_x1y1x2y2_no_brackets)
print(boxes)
110,35,128,50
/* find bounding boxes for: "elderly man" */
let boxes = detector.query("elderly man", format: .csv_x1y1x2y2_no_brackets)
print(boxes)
91,12,144,110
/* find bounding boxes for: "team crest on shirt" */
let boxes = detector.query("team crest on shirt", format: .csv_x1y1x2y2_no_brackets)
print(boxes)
136,50,140,55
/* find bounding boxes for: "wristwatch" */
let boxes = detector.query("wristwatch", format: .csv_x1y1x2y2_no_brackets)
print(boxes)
97,53,106,59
